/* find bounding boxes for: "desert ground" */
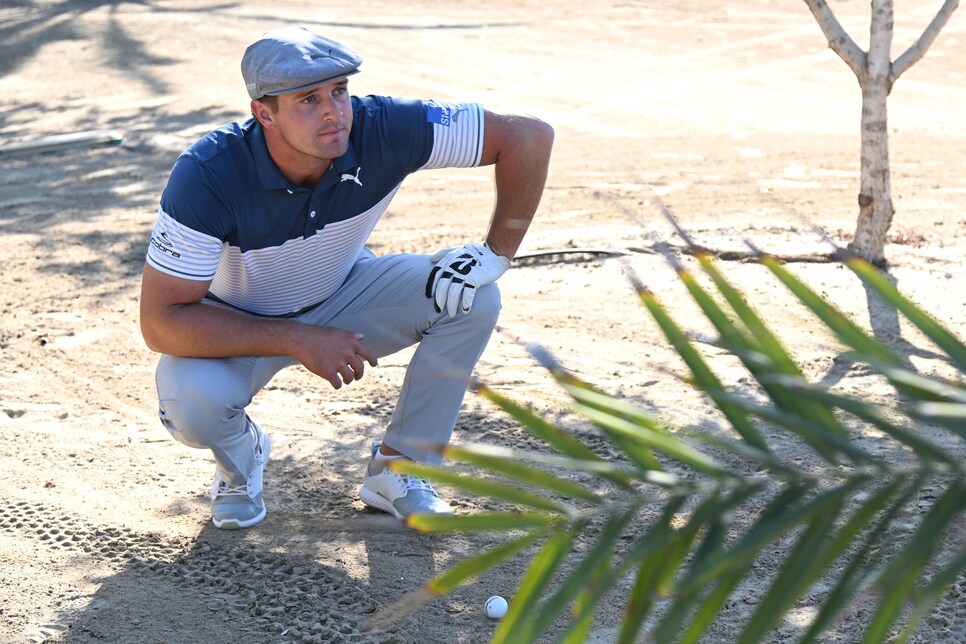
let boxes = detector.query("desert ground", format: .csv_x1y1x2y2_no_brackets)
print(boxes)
1,0,965,642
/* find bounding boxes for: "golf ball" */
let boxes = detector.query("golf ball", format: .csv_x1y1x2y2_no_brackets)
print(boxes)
485,595,508,619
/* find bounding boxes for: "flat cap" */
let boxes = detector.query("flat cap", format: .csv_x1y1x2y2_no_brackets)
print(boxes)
241,26,362,100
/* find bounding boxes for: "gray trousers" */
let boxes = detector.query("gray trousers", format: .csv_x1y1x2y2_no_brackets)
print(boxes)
154,251,501,487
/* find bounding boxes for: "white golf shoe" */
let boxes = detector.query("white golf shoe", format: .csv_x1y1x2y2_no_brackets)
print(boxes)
358,443,453,519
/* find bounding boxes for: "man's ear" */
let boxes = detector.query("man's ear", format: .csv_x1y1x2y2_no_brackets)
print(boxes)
251,99,274,127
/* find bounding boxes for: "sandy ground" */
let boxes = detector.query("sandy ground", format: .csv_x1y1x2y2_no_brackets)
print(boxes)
2,1,965,642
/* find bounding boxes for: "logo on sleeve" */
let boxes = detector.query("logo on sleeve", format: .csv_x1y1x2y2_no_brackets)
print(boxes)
150,231,181,258
426,101,451,126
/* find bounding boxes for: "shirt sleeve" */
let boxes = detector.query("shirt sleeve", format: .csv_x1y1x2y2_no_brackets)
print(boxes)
419,100,485,170
145,156,228,281
357,96,484,172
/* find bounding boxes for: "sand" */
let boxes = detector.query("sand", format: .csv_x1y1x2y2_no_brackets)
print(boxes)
1,1,965,642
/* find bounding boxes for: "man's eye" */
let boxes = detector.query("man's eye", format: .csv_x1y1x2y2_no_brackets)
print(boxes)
334,87,347,95
302,95,317,104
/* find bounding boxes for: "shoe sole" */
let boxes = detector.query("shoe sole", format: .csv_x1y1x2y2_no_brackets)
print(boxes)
359,485,405,520
212,507,267,530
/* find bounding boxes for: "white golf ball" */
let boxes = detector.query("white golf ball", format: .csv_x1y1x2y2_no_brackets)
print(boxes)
485,595,508,619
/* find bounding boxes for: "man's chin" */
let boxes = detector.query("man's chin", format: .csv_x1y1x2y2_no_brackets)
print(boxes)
314,138,349,159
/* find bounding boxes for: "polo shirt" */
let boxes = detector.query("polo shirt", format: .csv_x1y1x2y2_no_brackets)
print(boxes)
146,95,484,316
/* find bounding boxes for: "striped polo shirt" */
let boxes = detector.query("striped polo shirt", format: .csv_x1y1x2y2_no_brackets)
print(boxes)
146,95,484,316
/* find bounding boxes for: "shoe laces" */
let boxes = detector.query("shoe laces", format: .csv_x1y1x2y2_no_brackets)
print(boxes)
212,479,250,498
399,473,439,496
211,470,259,499
209,426,267,500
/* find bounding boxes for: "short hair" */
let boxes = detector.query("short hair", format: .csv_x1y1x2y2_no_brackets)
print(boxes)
252,95,278,120
258,95,278,111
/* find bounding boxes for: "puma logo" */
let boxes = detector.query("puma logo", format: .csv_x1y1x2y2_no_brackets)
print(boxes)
340,166,362,186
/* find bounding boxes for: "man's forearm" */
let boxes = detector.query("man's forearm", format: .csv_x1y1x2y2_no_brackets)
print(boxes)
485,115,554,260
142,300,306,359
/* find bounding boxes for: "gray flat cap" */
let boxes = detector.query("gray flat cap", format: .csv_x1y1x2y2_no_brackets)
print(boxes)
241,26,362,100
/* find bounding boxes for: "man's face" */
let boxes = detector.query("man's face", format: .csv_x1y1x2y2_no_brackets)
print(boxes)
267,79,353,164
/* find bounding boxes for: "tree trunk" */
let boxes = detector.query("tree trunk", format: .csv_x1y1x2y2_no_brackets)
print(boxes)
804,0,958,265
850,81,894,266
848,0,894,266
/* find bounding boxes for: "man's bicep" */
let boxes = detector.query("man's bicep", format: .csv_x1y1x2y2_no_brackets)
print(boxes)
140,263,211,309
139,264,213,352
479,110,553,167
479,110,517,167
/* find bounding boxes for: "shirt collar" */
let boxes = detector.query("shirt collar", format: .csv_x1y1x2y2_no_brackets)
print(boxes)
247,121,290,191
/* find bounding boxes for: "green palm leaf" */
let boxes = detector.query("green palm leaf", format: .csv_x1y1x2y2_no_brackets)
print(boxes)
617,499,697,644
763,375,961,467
861,355,966,403
549,378,665,472
365,529,549,632
574,403,733,477
572,485,768,641
474,382,637,491
909,402,966,434
491,525,583,644
846,258,966,370
367,231,966,644
391,460,574,515
406,511,560,533
443,444,604,503
798,477,923,642
625,267,768,449
552,509,640,643
757,253,900,364
895,540,966,641
691,253,851,440
659,482,818,642
863,481,966,642
704,387,874,465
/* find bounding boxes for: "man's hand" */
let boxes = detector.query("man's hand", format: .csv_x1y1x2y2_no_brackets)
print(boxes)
425,242,511,317
140,265,376,390
292,327,378,390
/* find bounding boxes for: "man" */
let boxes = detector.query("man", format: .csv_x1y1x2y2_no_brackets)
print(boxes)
139,26,553,530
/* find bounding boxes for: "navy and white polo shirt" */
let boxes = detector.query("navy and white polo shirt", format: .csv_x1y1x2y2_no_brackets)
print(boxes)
146,95,484,316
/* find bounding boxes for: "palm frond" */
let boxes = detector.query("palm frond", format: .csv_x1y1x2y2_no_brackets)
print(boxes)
367,243,966,643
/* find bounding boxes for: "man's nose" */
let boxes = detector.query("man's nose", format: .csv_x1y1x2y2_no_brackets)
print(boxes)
319,95,341,116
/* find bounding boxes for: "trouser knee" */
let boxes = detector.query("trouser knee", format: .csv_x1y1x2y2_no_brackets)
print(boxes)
463,282,502,330
155,355,251,449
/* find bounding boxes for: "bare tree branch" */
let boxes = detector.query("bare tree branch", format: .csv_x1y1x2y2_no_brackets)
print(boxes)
868,0,894,80
803,0,868,79
892,0,960,83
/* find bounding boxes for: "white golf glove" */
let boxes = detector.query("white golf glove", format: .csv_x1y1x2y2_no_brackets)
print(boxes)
426,242,511,317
